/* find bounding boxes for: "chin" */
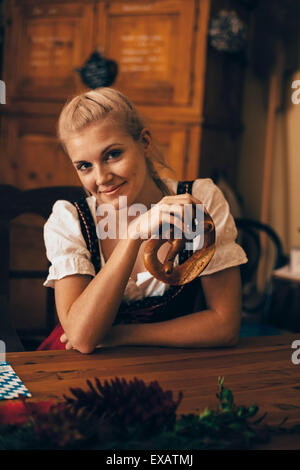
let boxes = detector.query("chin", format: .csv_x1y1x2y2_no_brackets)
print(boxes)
96,195,127,211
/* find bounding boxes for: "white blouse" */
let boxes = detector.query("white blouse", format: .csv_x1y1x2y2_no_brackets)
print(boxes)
43,178,247,301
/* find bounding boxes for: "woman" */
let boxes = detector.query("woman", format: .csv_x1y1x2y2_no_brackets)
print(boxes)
39,87,247,353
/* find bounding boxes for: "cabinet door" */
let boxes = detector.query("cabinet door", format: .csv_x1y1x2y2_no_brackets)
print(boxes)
151,124,187,180
0,115,80,189
4,1,94,101
96,0,196,107
150,123,201,180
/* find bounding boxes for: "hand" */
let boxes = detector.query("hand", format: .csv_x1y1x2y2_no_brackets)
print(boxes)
60,333,74,350
127,193,203,241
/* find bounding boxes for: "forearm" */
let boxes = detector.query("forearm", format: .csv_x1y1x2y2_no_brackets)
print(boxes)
64,237,142,352
102,308,241,349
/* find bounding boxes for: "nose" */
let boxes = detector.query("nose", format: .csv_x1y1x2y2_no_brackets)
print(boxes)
94,163,113,186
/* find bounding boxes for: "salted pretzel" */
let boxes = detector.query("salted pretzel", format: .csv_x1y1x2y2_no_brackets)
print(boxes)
143,205,215,286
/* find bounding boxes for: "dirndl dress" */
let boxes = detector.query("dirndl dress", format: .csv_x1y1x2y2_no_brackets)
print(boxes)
37,181,207,350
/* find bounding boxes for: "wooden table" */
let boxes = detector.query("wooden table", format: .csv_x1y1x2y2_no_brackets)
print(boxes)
4,333,300,450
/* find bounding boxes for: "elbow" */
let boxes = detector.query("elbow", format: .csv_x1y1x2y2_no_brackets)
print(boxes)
223,332,240,347
71,338,95,354
67,324,111,354
68,332,97,355
64,316,102,354
220,323,241,347
216,313,241,348
75,343,95,355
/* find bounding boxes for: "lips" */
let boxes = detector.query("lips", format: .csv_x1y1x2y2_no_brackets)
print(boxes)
101,182,126,195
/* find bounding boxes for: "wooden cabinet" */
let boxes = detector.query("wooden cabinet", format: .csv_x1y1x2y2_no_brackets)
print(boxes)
1,0,249,189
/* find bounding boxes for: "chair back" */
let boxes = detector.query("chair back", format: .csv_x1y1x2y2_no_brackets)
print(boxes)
235,217,287,314
0,185,85,351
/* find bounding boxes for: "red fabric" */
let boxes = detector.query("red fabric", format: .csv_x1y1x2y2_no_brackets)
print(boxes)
37,324,65,350
0,399,53,425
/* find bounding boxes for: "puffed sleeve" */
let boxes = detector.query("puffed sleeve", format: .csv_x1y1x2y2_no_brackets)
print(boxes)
43,200,96,288
192,178,248,276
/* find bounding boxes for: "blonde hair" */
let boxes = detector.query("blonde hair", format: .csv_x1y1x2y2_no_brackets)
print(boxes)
58,87,174,195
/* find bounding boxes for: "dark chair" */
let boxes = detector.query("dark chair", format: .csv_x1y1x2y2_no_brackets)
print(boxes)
234,217,288,317
0,185,85,351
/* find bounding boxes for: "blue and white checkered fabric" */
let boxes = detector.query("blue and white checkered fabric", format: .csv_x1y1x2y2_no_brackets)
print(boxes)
0,361,32,400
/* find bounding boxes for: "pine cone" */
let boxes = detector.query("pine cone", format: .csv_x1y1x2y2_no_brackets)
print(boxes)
63,377,183,439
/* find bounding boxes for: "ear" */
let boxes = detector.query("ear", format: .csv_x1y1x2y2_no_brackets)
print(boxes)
139,128,153,154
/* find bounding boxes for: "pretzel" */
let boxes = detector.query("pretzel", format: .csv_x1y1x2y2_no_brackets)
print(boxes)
143,207,215,285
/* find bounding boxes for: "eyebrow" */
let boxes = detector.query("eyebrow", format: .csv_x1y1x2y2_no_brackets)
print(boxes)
72,143,123,164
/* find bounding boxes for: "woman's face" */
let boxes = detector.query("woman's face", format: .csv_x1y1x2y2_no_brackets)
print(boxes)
65,119,155,210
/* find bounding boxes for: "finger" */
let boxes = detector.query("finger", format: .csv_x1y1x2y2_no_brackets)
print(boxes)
65,341,73,351
159,199,201,222
60,333,68,343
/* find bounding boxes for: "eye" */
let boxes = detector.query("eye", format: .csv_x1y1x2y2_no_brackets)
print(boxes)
76,162,91,171
105,149,123,161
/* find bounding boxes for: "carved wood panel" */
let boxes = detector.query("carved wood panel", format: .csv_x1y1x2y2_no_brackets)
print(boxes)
96,0,196,106
4,1,94,100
